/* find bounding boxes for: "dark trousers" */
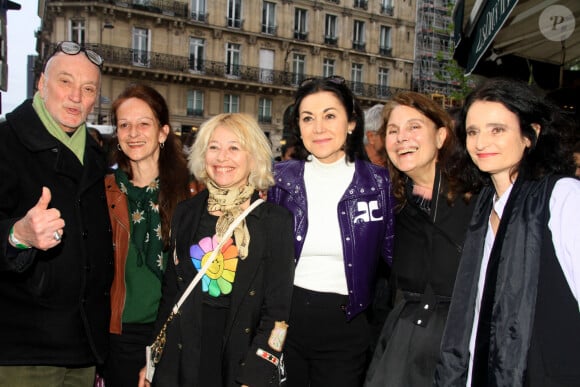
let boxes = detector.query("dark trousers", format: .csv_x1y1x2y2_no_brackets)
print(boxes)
285,286,370,387
0,365,95,387
103,323,154,387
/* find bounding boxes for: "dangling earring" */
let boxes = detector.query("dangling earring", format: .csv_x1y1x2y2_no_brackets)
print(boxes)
117,144,121,151
159,142,165,149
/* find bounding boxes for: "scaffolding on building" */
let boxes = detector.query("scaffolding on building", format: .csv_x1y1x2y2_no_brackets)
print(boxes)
413,0,460,108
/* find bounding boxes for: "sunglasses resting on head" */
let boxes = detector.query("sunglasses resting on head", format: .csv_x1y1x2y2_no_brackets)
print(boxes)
45,41,104,69
299,75,346,88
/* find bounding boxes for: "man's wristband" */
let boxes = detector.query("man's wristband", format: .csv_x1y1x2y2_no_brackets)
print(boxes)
8,225,31,249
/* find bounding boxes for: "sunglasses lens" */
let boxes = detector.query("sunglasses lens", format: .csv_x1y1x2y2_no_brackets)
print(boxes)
299,77,315,88
328,76,346,85
59,41,81,55
85,49,104,67
299,76,346,88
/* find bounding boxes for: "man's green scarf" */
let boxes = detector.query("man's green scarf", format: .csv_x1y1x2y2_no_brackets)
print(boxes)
32,92,86,164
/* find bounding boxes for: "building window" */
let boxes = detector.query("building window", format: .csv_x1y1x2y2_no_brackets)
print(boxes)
324,14,337,45
353,0,368,10
350,63,364,95
191,0,206,21
258,98,272,123
259,49,275,84
353,21,365,51
292,53,305,85
187,90,204,116
294,8,308,40
225,43,241,77
189,37,205,72
380,26,392,56
323,58,335,77
378,68,390,98
132,27,150,67
69,20,85,44
227,0,243,28
224,94,240,113
380,0,394,16
262,1,276,34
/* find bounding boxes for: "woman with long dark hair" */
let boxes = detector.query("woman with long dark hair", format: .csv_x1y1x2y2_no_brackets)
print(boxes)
104,84,191,387
435,78,580,386
268,76,395,387
364,92,478,386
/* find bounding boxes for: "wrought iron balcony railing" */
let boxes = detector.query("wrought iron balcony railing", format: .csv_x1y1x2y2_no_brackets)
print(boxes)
380,47,392,57
188,56,204,72
262,24,277,35
186,108,204,117
110,0,188,18
226,17,243,29
293,31,308,41
191,12,207,22
324,36,338,46
352,41,366,51
381,5,394,16
53,44,404,100
353,0,368,10
258,115,273,124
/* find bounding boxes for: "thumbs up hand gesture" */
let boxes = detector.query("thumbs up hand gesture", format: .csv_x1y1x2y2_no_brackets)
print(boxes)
10,187,66,251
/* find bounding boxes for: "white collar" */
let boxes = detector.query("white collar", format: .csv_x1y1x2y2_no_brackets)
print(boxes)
493,183,514,218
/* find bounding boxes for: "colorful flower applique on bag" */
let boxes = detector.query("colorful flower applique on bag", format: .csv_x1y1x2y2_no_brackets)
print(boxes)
190,235,238,297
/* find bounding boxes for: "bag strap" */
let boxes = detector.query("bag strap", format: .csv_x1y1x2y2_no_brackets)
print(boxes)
171,198,264,314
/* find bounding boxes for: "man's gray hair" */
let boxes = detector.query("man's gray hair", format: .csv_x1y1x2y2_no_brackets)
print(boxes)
364,104,385,133
363,104,385,143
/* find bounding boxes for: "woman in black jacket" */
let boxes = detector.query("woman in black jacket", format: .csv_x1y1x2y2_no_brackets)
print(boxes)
434,78,580,386
140,113,295,387
365,92,478,387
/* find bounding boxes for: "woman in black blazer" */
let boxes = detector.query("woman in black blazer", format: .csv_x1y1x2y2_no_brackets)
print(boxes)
140,113,295,387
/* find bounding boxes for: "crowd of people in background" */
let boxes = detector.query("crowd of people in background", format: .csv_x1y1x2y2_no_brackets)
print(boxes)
0,41,579,387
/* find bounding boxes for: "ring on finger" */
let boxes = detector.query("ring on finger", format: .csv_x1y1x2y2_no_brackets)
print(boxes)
53,231,61,241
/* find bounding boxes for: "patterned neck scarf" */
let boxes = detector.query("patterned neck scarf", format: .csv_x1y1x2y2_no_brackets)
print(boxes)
115,169,164,279
206,181,255,259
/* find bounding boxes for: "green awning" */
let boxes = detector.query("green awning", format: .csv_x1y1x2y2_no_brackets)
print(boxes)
465,0,519,74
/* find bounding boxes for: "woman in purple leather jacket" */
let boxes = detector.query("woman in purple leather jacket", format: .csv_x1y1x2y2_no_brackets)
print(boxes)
268,76,395,387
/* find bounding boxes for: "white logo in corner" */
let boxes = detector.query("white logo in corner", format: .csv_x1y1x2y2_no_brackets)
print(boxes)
539,5,575,42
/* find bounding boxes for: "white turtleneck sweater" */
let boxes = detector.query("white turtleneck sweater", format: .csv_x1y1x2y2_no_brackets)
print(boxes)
295,155,355,295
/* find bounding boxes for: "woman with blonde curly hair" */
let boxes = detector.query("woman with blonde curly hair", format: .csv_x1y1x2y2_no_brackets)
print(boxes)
141,113,295,387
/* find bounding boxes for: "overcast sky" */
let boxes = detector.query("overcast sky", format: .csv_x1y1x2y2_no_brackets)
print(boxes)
2,2,40,115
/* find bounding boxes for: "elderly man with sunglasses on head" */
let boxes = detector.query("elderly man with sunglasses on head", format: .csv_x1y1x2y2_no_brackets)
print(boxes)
0,42,113,387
